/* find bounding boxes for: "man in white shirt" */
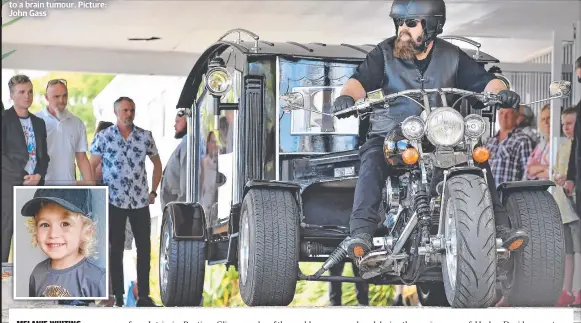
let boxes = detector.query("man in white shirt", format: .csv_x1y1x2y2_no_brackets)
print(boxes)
36,79,93,185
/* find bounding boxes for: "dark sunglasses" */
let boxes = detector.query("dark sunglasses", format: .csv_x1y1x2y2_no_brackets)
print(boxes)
395,19,421,28
46,78,67,90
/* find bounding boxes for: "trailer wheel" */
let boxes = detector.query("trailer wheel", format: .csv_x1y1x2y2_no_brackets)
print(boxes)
159,205,206,307
238,188,299,306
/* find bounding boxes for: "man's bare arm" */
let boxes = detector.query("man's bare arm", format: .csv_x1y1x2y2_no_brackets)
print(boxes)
76,152,94,184
89,155,102,176
149,154,163,194
340,79,368,101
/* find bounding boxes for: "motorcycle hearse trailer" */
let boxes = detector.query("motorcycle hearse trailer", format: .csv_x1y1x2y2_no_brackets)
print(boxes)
159,29,568,308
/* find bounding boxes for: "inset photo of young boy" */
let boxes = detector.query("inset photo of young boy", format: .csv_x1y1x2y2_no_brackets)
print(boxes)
12,187,108,300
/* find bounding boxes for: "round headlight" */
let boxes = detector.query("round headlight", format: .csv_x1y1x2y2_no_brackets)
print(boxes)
205,67,232,96
426,108,464,146
464,114,486,138
401,116,425,140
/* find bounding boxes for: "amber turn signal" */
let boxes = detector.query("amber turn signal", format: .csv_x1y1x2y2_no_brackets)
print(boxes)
508,239,524,251
472,147,490,163
402,148,419,165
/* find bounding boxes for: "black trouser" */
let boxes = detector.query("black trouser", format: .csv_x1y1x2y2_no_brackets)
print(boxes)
109,204,151,299
329,262,369,306
350,137,508,236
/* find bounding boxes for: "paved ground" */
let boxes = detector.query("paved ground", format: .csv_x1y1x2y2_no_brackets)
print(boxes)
3,263,580,323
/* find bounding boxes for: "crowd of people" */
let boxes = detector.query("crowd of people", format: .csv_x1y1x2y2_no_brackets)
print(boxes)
1,75,189,307
484,57,581,307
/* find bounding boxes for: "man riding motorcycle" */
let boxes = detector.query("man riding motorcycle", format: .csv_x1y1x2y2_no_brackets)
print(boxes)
332,0,529,263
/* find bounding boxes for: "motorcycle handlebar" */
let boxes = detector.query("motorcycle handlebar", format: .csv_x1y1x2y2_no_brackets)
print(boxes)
333,88,502,117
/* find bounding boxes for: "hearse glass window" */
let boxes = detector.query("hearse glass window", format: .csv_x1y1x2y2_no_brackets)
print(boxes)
198,48,240,221
278,58,360,154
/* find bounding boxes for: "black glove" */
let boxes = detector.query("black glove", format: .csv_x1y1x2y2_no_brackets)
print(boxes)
497,90,520,109
332,95,356,119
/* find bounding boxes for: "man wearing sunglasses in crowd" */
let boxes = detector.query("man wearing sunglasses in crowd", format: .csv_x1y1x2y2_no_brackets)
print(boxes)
36,79,94,186
331,0,528,262
160,108,189,209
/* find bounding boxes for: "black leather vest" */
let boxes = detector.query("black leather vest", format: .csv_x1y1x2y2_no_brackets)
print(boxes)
368,37,460,137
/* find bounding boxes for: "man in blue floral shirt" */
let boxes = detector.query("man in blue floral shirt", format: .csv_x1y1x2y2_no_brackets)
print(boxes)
89,97,162,307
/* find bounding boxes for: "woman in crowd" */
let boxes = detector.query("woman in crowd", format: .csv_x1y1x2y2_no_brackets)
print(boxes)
525,104,551,180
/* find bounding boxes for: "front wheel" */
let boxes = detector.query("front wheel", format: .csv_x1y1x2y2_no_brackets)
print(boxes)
441,174,497,308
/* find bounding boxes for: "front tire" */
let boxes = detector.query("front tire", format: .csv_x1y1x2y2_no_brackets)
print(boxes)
238,189,299,306
441,174,497,308
502,190,565,306
159,206,206,307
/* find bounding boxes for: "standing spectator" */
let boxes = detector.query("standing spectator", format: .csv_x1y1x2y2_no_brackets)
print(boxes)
160,108,188,208
485,105,535,187
564,56,581,307
36,79,94,185
89,97,162,307
525,104,551,180
1,74,50,262
517,104,541,148
554,107,580,306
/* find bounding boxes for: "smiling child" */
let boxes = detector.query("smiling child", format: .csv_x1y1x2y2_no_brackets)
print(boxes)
21,188,106,298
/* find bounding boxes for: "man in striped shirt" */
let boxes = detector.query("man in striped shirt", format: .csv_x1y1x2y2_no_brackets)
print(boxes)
485,107,535,187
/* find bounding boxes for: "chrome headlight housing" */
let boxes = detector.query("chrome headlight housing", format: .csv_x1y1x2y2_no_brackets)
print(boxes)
426,108,464,146
401,116,425,140
205,67,232,96
464,114,486,139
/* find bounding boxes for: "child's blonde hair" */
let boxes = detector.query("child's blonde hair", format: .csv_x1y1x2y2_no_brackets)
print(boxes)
25,202,98,259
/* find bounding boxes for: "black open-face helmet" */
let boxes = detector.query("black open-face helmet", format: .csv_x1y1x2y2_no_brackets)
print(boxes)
390,0,446,49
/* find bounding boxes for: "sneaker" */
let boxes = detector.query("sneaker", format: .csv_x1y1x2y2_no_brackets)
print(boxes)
114,295,124,307
570,291,581,307
496,225,529,252
136,296,159,307
556,290,575,307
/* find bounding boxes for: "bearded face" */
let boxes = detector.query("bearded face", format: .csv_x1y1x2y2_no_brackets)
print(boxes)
394,29,426,60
